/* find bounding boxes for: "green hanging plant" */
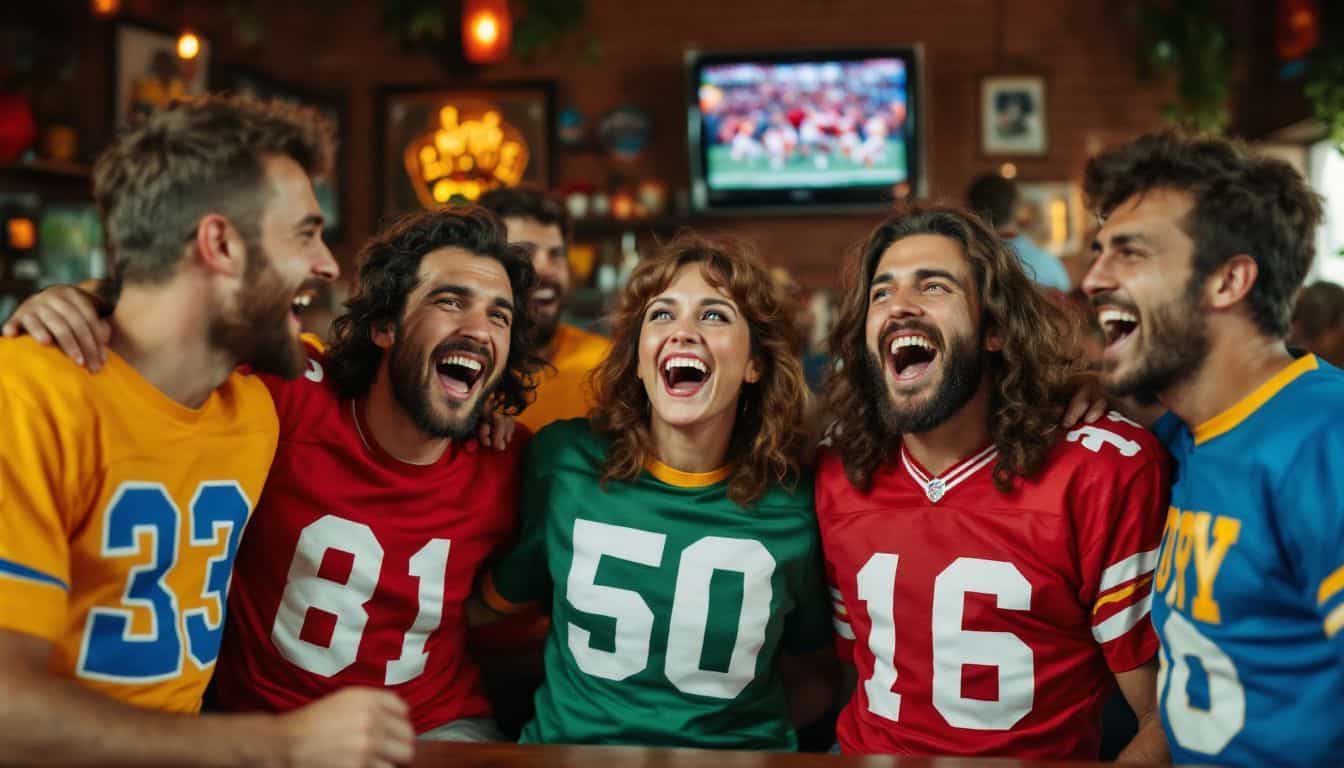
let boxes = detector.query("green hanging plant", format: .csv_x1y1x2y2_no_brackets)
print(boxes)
1138,0,1233,134
1303,5,1344,154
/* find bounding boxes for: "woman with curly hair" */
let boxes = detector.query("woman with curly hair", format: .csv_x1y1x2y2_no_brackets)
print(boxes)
474,233,834,749
814,205,1171,762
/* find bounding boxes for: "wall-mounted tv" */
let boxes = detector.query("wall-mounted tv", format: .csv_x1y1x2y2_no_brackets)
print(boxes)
687,47,923,214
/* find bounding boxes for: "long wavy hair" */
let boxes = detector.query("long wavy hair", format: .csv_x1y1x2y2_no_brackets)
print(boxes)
326,206,543,415
826,205,1086,492
590,233,810,506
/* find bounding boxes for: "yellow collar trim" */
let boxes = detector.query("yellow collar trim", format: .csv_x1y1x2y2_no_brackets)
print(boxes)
1194,354,1318,445
644,458,733,488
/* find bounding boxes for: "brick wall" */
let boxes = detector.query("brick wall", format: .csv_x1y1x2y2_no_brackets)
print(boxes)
66,0,1180,288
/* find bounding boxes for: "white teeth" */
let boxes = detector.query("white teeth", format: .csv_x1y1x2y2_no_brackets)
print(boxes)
292,294,313,309
533,289,556,300
1098,309,1139,326
889,335,935,355
439,355,482,372
663,357,708,373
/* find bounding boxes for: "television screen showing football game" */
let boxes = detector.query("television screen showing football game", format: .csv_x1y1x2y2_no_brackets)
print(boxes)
690,50,918,210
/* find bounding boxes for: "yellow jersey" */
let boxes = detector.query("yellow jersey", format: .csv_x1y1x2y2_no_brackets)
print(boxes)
0,338,278,713
517,323,611,433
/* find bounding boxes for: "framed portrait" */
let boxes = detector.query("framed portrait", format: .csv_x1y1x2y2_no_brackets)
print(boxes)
1016,181,1084,258
376,82,554,224
211,66,348,243
981,75,1047,156
113,21,211,130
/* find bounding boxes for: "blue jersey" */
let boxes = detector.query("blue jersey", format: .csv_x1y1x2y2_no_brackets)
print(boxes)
1151,355,1344,767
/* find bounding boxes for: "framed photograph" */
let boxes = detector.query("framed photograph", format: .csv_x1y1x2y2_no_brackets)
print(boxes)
376,82,554,224
981,75,1047,156
1016,181,1084,258
211,66,348,243
113,21,210,130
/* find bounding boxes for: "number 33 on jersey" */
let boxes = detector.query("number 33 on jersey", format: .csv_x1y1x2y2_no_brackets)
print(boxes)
816,415,1170,760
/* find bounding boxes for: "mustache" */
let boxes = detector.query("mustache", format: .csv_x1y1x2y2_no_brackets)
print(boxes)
1088,292,1139,314
431,338,493,369
880,319,944,351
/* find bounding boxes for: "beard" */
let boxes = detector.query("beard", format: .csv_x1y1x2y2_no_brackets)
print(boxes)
1101,278,1210,405
388,334,497,440
530,278,565,350
863,324,985,436
209,243,305,379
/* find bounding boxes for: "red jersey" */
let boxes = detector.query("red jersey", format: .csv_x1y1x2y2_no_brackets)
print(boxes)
816,413,1168,759
212,344,524,733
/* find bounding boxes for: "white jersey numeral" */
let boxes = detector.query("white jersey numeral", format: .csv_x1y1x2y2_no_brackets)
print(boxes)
271,515,450,684
566,519,776,699
1157,611,1246,754
856,554,1035,730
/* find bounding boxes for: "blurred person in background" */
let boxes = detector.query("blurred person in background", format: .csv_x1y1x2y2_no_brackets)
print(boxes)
967,173,1071,293
1290,281,1344,367
478,186,612,433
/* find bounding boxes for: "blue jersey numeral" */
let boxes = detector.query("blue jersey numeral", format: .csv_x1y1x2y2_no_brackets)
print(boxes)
76,482,251,682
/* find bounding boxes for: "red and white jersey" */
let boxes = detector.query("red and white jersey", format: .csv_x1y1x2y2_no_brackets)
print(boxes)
212,343,525,733
816,413,1168,760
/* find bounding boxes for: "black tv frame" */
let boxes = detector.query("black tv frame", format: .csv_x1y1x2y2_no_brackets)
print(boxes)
686,45,926,215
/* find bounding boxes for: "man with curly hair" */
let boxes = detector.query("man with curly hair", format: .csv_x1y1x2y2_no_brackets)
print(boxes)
1083,132,1340,768
817,206,1169,761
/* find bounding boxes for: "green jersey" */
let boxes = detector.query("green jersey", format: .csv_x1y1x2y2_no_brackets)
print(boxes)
488,419,831,749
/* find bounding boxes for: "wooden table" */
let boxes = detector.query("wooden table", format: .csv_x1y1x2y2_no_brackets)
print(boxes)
411,742,1119,767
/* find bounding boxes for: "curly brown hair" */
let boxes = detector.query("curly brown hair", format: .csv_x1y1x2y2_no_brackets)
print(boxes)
590,233,809,506
825,205,1086,492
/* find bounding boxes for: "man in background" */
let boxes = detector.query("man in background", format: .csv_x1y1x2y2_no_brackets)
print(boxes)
967,173,1071,293
478,186,611,431
1290,280,1344,367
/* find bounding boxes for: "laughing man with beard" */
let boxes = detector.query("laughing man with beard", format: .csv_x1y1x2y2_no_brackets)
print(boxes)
814,206,1171,762
478,186,612,432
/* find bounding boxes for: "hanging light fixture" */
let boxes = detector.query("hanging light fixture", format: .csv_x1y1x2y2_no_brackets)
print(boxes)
177,30,202,60
462,0,512,64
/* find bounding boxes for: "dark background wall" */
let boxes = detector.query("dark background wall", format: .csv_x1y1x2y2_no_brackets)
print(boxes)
29,0,1192,287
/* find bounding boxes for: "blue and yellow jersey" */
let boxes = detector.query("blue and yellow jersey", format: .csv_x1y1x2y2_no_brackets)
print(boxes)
1151,354,1344,767
0,337,278,713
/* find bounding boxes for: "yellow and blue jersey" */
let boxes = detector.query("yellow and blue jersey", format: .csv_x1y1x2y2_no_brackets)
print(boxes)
1151,354,1344,767
0,337,278,712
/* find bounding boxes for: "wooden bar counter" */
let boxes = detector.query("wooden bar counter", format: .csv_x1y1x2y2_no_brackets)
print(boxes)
411,742,1123,767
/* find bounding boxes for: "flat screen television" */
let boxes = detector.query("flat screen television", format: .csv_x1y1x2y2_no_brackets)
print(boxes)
687,47,923,213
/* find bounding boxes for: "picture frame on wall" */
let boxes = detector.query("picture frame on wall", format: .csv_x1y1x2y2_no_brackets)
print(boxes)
376,82,554,224
980,75,1047,156
210,66,348,243
112,20,210,130
1016,181,1084,258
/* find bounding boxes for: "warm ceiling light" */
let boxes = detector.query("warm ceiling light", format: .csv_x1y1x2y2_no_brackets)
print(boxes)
90,0,120,16
999,162,1018,179
177,32,201,60
462,0,511,64
473,16,499,45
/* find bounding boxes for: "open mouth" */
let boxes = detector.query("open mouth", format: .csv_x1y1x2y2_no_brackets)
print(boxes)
290,290,315,318
435,352,487,401
887,333,938,382
661,354,712,397
1098,308,1139,350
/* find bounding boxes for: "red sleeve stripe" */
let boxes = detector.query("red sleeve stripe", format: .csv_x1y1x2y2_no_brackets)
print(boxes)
1098,547,1159,593
833,616,855,640
1092,591,1153,644
1094,574,1153,616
